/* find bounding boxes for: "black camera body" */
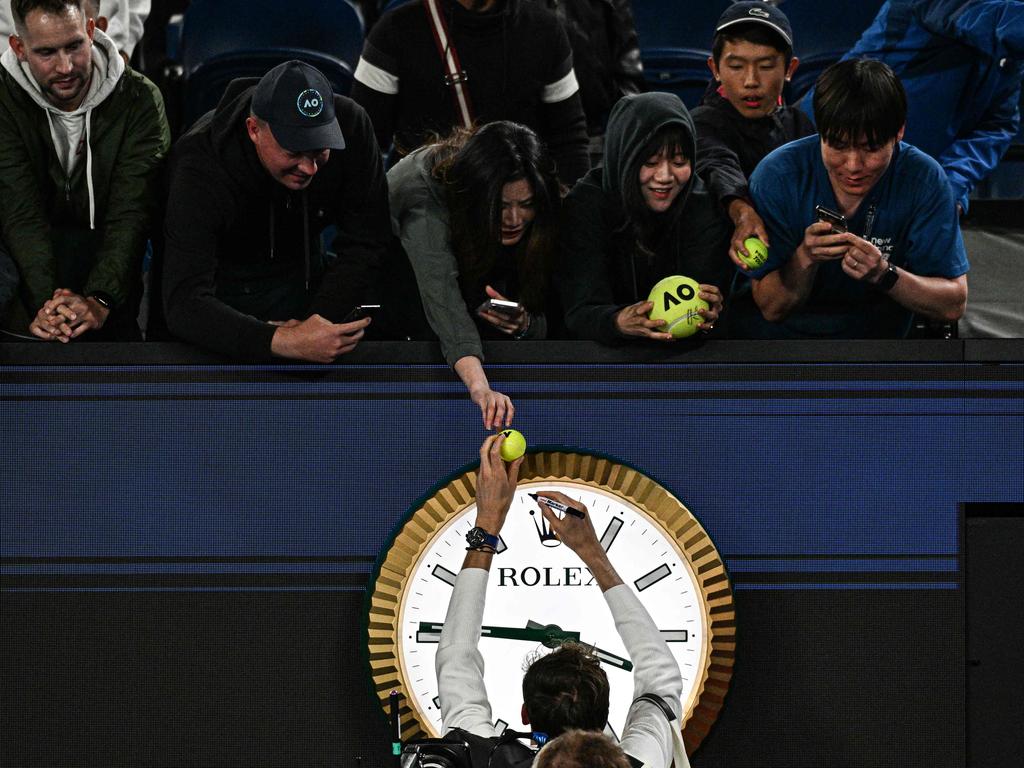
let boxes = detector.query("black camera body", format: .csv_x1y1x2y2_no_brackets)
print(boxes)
401,729,536,768
401,738,473,768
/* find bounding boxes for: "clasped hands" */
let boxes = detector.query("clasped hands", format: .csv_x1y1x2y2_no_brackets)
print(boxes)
30,289,110,342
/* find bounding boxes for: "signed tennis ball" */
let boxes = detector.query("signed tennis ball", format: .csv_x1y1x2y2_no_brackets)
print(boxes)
499,429,526,462
647,275,708,339
737,237,768,269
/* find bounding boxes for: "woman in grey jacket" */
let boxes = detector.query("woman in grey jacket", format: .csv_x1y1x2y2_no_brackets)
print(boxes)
388,122,561,429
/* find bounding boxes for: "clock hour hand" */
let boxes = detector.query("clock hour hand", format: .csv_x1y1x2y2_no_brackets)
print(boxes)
526,620,634,671
417,621,581,645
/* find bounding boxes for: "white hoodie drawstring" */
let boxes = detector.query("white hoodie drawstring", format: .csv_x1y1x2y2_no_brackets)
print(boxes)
85,109,95,230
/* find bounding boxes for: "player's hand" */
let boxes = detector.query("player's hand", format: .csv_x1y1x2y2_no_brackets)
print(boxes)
270,313,369,362
839,233,888,283
697,284,724,332
474,433,523,532
476,285,529,336
535,491,599,556
614,300,675,341
796,221,849,266
727,199,770,269
469,383,514,430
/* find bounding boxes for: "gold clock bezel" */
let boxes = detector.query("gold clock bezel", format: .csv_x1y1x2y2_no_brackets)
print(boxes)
366,451,735,754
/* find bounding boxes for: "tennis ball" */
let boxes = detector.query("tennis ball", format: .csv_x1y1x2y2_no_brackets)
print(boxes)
736,237,768,269
498,429,526,462
647,275,708,338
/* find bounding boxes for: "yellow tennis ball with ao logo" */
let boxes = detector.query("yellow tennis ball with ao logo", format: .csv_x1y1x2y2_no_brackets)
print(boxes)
498,429,527,462
736,237,768,269
647,275,708,338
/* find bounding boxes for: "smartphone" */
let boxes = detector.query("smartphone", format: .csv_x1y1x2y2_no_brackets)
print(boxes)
342,304,382,323
476,299,524,317
815,204,848,234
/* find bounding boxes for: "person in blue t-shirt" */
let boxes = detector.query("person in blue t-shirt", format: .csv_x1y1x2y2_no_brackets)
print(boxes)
738,58,969,339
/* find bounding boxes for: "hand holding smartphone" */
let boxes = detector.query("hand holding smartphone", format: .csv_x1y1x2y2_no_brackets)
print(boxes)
476,298,524,318
342,304,382,323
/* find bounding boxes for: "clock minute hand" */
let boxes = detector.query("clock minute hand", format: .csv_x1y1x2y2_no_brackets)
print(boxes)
417,622,580,645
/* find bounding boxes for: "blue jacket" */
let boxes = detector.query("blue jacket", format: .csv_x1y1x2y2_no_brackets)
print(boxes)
801,0,1024,212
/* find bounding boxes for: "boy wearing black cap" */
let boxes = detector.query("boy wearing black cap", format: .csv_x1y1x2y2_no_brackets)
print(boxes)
162,60,392,362
693,0,814,268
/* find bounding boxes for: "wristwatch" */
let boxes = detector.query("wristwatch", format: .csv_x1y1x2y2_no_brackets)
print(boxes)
465,526,500,552
87,291,114,309
874,262,899,292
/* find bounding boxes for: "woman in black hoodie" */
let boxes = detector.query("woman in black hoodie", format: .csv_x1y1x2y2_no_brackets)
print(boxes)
559,92,731,343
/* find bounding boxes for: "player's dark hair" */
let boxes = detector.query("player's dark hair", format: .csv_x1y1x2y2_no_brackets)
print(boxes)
712,22,793,66
535,730,632,768
12,0,82,27
430,121,560,313
813,58,907,149
522,643,610,738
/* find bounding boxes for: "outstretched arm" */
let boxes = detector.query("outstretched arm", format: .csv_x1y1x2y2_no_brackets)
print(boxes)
536,494,686,768
437,436,524,736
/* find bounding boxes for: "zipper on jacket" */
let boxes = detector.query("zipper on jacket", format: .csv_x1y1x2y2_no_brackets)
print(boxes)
65,178,71,202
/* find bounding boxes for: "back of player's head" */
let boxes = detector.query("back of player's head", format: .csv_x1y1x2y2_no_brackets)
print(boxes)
522,643,609,738
814,59,907,148
712,1,794,65
534,730,631,768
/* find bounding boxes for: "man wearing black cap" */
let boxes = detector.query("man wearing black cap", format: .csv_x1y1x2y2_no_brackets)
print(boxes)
692,0,815,272
162,60,391,362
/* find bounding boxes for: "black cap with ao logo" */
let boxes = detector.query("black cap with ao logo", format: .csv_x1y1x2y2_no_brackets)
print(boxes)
716,1,793,48
251,60,346,152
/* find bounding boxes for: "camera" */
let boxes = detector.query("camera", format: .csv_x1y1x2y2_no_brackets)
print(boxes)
400,738,472,768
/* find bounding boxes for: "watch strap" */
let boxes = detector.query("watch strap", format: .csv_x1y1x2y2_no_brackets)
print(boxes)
88,291,114,309
874,263,899,292
466,526,499,551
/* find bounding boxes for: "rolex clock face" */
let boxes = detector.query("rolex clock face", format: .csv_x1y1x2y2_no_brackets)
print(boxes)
366,452,734,754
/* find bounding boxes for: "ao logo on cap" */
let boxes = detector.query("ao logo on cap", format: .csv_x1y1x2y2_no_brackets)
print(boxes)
749,7,769,18
297,88,324,118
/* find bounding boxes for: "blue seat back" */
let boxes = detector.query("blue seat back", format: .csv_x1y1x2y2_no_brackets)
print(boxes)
179,0,364,129
641,47,712,110
181,0,366,73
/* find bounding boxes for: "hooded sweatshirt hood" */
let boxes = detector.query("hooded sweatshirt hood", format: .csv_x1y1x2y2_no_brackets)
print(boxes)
1,28,124,229
601,91,698,216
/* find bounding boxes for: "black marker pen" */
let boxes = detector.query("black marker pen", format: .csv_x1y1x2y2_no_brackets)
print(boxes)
529,493,586,519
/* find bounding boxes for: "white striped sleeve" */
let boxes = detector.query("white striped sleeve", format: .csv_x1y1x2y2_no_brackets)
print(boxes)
541,68,580,104
354,56,400,95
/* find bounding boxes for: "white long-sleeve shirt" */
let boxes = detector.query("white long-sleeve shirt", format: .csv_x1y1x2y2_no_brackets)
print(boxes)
437,567,690,768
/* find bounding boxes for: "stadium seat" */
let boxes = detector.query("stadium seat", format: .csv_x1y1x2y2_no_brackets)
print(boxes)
166,0,365,129
783,0,886,100
640,46,713,110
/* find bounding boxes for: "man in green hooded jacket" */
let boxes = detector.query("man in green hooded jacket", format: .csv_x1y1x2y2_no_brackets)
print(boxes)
0,0,169,341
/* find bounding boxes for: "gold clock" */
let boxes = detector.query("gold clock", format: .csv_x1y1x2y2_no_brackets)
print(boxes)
365,451,735,754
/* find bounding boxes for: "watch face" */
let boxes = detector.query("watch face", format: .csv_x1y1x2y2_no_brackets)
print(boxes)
367,452,734,753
